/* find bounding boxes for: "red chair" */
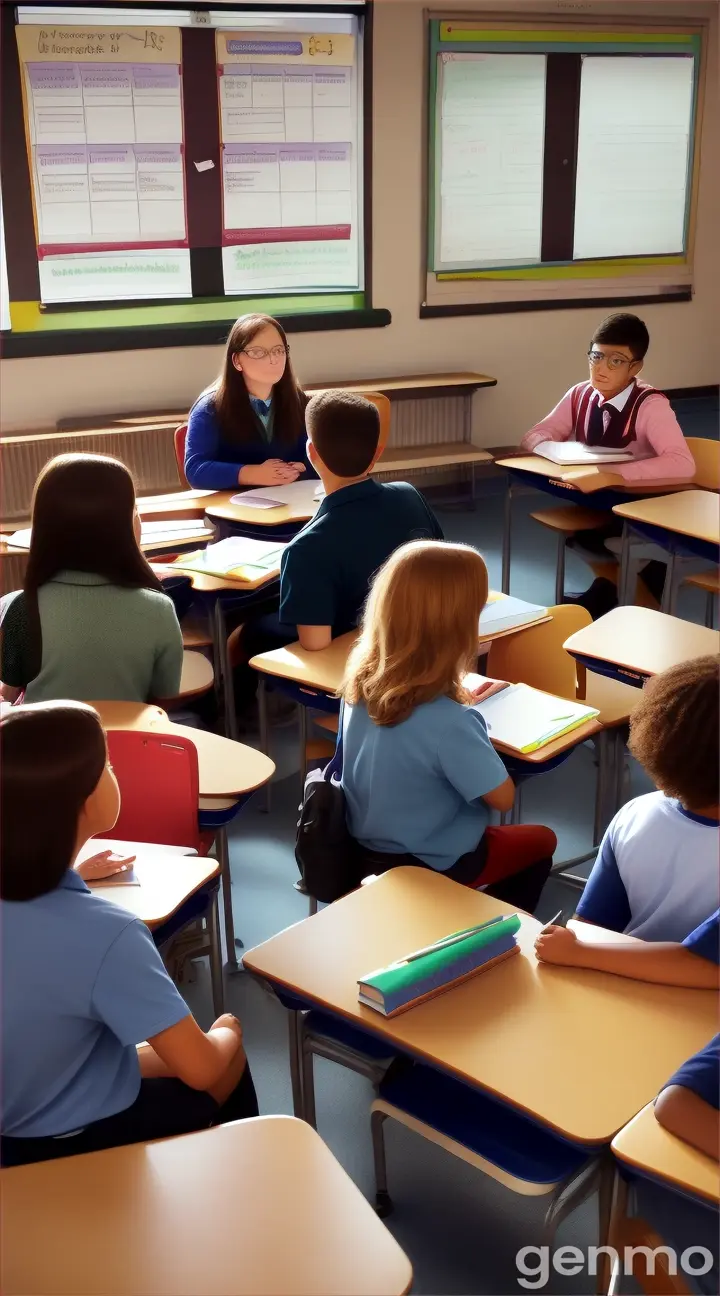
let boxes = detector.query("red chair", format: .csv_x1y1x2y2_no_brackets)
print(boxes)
174,422,189,488
105,730,223,1012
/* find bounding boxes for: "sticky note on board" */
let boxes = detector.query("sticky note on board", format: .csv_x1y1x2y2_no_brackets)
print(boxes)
194,160,215,173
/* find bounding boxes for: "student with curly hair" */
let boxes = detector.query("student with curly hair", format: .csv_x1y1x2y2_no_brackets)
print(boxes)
560,655,719,942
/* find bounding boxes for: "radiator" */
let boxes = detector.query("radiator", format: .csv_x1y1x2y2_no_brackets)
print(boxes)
1,393,472,522
1,426,179,521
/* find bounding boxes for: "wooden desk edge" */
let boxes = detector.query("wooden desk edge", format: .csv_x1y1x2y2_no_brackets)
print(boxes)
241,954,608,1148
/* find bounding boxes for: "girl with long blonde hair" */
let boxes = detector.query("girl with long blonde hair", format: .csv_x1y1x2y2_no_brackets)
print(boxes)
340,541,555,910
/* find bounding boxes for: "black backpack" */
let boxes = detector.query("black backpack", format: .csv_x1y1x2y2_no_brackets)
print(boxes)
295,712,363,904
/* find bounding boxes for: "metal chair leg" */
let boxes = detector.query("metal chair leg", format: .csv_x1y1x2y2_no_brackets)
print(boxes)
706,590,715,629
298,704,308,785
660,552,677,614
258,677,271,813
371,1109,393,1217
215,826,240,971
501,480,513,594
555,534,566,605
288,1010,304,1119
300,1026,317,1129
207,891,225,1016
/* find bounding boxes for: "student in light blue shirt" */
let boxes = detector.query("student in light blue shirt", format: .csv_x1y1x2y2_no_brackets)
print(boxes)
1,701,258,1168
575,656,719,941
340,540,556,913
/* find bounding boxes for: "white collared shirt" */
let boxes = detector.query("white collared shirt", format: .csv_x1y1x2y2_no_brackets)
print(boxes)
595,381,635,411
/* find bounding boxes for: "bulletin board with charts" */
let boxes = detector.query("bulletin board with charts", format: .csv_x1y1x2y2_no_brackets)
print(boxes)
1,4,375,357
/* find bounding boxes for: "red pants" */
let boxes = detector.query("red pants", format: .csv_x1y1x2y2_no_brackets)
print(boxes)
356,823,557,914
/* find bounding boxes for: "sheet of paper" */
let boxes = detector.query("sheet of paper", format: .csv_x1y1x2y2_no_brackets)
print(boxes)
16,25,189,303
436,53,546,270
473,684,598,752
217,28,360,294
573,56,694,260
533,440,633,466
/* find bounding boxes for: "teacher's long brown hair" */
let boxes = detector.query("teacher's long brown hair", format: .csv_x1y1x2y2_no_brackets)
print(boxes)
22,453,163,679
212,313,307,446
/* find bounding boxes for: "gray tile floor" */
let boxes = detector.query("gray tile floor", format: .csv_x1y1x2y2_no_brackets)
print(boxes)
183,401,718,1296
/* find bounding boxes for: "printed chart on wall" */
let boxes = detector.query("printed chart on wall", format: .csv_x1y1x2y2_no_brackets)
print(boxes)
217,26,361,295
16,24,191,304
434,53,546,271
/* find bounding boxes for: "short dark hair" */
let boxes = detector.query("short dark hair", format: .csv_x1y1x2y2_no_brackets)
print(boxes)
0,701,107,901
306,390,380,478
591,312,650,361
628,656,719,810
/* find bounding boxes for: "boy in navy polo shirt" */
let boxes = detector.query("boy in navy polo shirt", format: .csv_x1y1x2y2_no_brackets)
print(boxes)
572,656,719,940
279,390,443,650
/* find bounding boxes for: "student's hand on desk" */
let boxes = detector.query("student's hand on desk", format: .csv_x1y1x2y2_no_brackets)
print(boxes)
468,678,509,702
534,924,580,966
238,460,302,487
75,850,136,881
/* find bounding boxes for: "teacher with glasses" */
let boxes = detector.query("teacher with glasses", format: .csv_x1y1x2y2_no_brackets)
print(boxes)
184,313,314,490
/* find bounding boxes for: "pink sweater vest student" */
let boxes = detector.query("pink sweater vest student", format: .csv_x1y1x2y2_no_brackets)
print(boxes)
521,379,696,483
571,380,657,449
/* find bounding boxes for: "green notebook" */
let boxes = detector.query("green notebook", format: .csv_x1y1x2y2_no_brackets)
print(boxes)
358,914,521,1016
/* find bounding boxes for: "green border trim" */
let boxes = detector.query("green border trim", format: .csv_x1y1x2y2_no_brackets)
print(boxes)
1,306,392,359
439,26,696,45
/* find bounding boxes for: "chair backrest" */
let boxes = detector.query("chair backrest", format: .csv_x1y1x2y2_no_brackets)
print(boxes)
106,729,200,849
174,423,189,488
487,604,591,701
686,436,720,490
362,392,391,464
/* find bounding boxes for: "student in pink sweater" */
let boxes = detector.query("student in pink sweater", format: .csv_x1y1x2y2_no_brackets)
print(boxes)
521,313,695,615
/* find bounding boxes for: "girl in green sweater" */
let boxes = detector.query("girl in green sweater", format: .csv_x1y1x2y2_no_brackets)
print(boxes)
0,454,183,704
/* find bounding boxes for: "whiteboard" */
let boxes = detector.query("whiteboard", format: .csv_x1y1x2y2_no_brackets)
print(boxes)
434,53,546,271
0,194,9,331
573,56,695,260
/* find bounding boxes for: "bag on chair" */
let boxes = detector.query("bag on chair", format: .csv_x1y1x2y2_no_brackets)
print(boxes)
295,712,361,904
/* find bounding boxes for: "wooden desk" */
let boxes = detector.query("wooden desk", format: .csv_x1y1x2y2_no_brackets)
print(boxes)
613,490,719,611
243,869,718,1145
205,479,319,534
78,840,220,931
138,488,223,521
495,454,698,594
308,371,496,400
564,606,720,688
0,1116,413,1296
92,702,275,800
153,559,281,596
612,1102,720,1207
172,650,213,701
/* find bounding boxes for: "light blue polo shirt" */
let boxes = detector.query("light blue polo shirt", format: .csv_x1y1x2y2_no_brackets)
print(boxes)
1,870,190,1139
576,793,720,941
341,697,508,872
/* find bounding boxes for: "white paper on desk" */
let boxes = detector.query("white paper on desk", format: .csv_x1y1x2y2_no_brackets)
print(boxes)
141,519,212,535
78,838,197,888
533,441,633,466
231,481,315,506
472,684,599,753
229,493,286,509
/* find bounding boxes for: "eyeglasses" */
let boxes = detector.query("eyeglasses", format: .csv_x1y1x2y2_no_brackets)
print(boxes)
241,345,287,362
587,349,634,371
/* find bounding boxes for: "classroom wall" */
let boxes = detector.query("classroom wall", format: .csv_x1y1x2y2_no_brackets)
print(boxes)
1,0,718,439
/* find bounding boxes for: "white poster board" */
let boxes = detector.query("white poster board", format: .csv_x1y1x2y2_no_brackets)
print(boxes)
573,56,695,260
435,53,546,271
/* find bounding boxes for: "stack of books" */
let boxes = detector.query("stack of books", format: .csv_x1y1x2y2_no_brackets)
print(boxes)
357,914,521,1017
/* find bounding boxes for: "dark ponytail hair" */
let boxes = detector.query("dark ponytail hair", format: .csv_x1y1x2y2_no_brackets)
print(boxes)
23,453,163,679
211,313,306,446
1,701,108,901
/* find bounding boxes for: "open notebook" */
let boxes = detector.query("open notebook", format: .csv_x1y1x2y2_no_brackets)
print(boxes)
473,684,599,754
533,440,633,466
172,536,285,581
479,594,547,636
76,839,197,888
